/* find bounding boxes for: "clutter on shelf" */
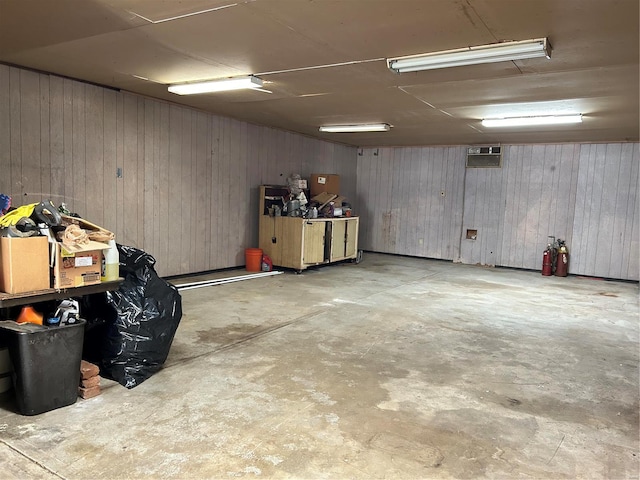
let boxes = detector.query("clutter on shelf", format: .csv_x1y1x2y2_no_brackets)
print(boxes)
258,175,361,273
0,197,183,415
263,173,354,220
0,198,116,293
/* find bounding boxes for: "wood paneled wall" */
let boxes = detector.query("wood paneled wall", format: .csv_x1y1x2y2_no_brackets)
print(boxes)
2,64,637,280
358,143,639,281
572,143,639,280
356,147,466,260
0,65,356,277
461,144,582,270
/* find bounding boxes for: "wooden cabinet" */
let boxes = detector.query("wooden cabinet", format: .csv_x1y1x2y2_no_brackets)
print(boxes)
329,217,359,262
258,185,359,272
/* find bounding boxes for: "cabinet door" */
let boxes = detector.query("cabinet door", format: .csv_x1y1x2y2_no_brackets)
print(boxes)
303,222,325,264
330,220,347,261
279,217,304,268
345,218,358,258
259,215,280,264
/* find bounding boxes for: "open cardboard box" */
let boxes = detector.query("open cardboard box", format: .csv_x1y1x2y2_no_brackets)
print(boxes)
60,215,114,243
51,216,114,289
51,240,110,289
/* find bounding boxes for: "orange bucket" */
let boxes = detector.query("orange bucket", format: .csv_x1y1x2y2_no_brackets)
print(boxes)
245,248,263,272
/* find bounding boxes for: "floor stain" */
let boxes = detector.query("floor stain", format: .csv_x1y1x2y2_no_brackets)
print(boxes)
196,323,260,345
368,431,444,467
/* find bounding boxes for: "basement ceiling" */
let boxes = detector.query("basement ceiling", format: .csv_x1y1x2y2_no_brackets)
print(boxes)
0,0,638,147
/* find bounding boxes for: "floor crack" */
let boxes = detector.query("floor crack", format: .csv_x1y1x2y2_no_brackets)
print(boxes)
0,438,67,479
546,434,566,465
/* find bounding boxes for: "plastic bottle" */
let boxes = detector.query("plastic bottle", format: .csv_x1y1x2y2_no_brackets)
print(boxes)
101,240,119,282
261,254,273,272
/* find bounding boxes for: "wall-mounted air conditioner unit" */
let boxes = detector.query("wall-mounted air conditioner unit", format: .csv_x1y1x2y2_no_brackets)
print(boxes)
466,146,502,168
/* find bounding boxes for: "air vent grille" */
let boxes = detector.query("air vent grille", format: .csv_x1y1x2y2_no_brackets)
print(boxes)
466,146,502,168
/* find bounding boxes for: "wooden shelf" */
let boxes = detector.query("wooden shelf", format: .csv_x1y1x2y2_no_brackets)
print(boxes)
0,279,123,308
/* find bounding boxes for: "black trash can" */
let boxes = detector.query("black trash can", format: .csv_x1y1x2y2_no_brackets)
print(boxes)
0,319,85,415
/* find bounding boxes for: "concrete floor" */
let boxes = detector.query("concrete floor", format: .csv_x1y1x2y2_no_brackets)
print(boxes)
0,253,638,479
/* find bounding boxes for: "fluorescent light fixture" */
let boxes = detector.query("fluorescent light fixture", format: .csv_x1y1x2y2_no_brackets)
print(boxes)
319,123,391,133
168,75,263,95
482,114,583,128
388,38,550,73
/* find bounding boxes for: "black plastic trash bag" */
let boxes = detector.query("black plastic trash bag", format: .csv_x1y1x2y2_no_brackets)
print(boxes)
82,244,182,388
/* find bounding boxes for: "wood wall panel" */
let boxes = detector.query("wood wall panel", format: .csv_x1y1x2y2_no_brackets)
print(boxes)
101,89,117,239
20,69,41,203
142,98,155,266
39,75,51,203
84,85,104,226
0,66,9,195
9,68,21,200
0,64,356,277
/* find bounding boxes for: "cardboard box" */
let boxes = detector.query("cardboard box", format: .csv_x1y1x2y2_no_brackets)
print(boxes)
52,240,109,289
61,214,114,243
0,236,51,294
311,192,338,209
331,195,347,208
310,174,340,196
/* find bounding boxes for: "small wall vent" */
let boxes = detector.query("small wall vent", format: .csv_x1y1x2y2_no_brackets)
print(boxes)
466,146,502,168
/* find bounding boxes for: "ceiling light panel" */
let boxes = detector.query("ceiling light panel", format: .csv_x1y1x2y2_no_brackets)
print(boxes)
168,75,263,95
388,38,550,73
319,123,391,133
481,114,583,128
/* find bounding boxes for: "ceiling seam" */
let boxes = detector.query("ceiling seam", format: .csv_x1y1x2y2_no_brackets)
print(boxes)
464,0,525,74
255,58,386,77
127,3,238,24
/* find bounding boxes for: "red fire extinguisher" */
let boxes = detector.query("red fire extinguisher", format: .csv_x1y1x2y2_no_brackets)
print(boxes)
555,240,569,277
542,244,554,276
